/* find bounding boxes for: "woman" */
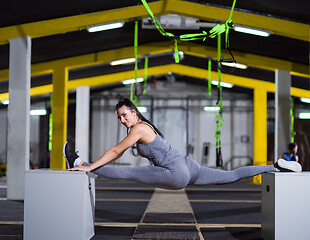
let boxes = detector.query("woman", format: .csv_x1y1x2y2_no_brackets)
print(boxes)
64,98,302,190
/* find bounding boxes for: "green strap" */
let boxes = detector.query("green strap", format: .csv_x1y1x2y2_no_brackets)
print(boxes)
141,0,174,38
180,31,208,41
290,97,296,143
174,39,179,63
131,21,139,104
140,0,236,63
217,34,221,87
143,56,148,94
215,34,224,149
228,0,237,22
209,24,226,39
134,21,138,81
225,0,236,48
208,58,212,97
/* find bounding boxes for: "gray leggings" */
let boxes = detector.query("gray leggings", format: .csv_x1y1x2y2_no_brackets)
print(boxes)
83,157,274,190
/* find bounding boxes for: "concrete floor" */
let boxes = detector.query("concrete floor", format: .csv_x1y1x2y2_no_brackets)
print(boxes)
0,176,263,239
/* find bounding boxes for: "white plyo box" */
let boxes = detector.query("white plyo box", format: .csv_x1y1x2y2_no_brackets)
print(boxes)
24,170,95,240
261,172,310,240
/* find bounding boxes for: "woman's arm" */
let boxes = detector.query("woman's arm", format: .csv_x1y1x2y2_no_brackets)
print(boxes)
279,153,285,160
69,125,144,172
295,155,299,162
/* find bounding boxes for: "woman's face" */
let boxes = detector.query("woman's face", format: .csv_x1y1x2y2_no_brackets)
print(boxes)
117,105,138,128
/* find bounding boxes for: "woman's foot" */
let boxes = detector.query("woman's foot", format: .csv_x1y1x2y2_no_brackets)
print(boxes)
63,142,79,169
274,159,302,172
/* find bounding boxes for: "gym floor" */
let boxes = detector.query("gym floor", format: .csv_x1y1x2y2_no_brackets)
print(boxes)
0,176,263,240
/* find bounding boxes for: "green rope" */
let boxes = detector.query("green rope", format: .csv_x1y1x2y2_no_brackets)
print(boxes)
217,34,221,88
215,34,225,167
174,39,179,63
131,21,139,105
208,58,212,97
143,56,148,94
215,34,222,147
228,0,237,22
226,0,236,48
290,97,296,143
140,0,237,63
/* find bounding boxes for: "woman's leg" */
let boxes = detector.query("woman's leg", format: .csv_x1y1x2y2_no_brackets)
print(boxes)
82,162,190,190
191,164,274,185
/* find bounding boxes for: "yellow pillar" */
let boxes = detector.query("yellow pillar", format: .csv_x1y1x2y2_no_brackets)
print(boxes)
50,66,68,169
253,88,267,184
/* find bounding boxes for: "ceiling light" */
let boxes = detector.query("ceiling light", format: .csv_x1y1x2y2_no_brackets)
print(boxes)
110,58,136,66
30,109,47,116
221,62,248,69
1,99,9,105
233,25,271,37
137,106,147,113
122,78,144,85
87,20,125,33
211,80,233,88
198,22,217,28
203,106,220,112
299,112,310,119
300,97,310,104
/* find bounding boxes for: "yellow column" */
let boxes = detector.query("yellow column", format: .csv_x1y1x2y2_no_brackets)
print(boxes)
50,66,68,169
253,88,267,184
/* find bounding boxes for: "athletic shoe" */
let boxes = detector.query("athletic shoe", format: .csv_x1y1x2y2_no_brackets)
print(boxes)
274,158,302,172
63,142,79,169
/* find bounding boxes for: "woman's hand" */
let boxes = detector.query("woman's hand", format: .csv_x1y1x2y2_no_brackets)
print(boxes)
67,161,91,172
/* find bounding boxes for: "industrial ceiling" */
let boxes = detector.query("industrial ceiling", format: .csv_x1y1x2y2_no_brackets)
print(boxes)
0,0,309,99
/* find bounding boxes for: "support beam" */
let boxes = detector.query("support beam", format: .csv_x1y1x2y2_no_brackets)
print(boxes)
50,66,68,169
76,86,90,163
0,42,309,83
7,37,31,200
0,1,308,45
1,64,310,101
167,0,310,42
253,88,267,184
0,1,164,45
275,70,291,161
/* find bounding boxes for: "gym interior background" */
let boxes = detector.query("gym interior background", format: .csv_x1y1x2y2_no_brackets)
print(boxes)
0,1,309,239
0,0,309,171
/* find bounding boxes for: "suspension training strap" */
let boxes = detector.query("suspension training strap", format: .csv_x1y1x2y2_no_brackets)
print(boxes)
217,34,222,96
208,58,212,97
143,56,148,94
140,0,237,63
226,0,236,48
174,39,179,63
131,21,139,105
290,97,296,143
215,33,224,167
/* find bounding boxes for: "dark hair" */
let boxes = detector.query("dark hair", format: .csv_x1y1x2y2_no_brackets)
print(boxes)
115,97,164,138
288,143,297,151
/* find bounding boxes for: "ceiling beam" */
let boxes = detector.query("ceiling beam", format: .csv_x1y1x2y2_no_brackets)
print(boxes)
0,0,308,46
167,0,309,42
0,1,164,45
170,64,310,98
1,64,309,101
178,43,309,79
0,41,308,82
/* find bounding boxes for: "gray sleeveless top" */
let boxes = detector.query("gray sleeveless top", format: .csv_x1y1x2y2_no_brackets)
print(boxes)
136,123,181,167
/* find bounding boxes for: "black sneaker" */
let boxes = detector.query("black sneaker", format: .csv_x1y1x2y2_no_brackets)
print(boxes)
274,159,302,172
63,142,79,169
